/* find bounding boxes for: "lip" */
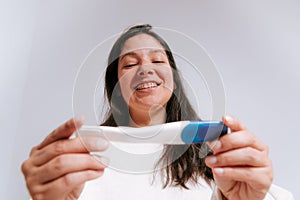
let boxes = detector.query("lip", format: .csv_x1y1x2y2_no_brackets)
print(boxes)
133,81,162,91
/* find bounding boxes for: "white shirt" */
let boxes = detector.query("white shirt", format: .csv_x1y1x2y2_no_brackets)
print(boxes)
79,143,294,200
28,142,294,200
79,168,294,200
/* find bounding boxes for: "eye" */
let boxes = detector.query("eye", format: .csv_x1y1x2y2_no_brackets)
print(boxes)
152,61,165,64
123,63,137,68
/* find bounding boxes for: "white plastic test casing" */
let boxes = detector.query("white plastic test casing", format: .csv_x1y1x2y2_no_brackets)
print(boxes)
77,121,228,144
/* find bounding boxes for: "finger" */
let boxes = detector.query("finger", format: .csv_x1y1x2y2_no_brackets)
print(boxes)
206,115,246,151
32,136,109,166
30,170,104,200
223,115,246,132
21,159,34,178
29,145,39,157
205,147,269,168
208,130,268,154
212,166,273,190
37,116,84,150
35,154,108,184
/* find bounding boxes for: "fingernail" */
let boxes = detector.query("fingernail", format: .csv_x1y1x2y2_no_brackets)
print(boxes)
75,115,85,124
94,155,110,166
225,115,233,123
213,140,222,149
94,138,108,149
214,140,222,149
214,168,224,174
207,156,217,164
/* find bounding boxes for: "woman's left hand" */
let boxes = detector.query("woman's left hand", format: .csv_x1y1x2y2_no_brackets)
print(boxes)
205,115,273,200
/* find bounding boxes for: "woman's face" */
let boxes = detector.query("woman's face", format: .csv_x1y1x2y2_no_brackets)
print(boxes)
117,34,174,112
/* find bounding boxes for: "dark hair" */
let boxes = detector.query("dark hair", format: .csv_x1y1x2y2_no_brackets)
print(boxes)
102,24,213,188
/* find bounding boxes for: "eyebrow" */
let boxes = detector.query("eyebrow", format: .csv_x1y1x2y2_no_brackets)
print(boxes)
119,49,166,62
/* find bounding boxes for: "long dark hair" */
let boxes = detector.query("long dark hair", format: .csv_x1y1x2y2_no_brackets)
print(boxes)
102,24,213,188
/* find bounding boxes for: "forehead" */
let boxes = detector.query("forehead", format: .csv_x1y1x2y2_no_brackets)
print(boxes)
120,34,165,56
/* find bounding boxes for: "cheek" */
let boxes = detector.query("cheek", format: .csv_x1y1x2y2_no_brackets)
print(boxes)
117,70,135,102
160,68,175,90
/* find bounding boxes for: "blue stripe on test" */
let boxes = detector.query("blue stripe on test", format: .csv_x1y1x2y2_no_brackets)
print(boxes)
181,121,228,144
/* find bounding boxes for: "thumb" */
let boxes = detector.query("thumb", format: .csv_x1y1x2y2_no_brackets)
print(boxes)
223,115,246,132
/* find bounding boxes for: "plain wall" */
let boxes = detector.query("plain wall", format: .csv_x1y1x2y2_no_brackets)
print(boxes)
1,0,299,199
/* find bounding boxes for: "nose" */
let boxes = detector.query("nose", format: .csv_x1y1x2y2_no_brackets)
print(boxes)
137,65,154,76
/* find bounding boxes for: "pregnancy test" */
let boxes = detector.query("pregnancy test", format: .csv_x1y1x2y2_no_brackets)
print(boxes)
78,121,228,144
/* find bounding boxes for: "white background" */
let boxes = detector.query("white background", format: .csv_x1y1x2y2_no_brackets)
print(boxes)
1,0,299,199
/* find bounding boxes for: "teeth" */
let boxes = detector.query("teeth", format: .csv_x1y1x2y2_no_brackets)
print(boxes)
136,82,158,90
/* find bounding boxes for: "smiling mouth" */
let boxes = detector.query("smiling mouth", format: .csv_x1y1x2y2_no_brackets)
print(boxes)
134,82,161,90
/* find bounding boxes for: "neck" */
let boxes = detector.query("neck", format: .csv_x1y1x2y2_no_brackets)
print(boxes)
129,105,167,127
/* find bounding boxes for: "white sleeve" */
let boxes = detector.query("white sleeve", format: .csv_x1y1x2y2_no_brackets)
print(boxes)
263,184,294,200
210,186,225,200
210,184,294,200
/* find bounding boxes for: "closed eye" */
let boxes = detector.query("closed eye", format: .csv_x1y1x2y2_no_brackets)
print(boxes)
152,61,165,64
123,64,137,68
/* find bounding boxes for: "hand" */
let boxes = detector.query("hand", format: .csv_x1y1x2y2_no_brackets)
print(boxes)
21,117,109,200
205,115,273,200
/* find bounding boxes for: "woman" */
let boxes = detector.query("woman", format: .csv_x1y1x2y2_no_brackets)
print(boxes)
21,24,293,200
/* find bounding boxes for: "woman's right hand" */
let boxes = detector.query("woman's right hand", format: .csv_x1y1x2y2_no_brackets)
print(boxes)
21,117,109,200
